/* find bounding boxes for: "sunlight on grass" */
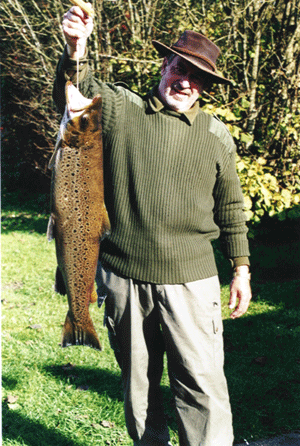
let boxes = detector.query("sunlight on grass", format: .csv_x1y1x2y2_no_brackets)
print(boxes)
2,224,300,445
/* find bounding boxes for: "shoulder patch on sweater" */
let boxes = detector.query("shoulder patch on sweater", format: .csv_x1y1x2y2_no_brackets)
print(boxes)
208,113,235,154
114,83,144,109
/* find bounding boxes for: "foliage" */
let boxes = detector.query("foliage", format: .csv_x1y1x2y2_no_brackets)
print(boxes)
205,0,300,223
203,101,300,224
236,155,300,223
1,0,299,222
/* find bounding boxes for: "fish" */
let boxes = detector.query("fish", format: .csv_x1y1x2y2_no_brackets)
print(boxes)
47,81,110,350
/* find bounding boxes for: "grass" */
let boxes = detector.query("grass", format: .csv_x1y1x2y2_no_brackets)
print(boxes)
2,190,300,445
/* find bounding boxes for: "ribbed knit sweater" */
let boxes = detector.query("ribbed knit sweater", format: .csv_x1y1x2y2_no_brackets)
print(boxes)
53,49,250,284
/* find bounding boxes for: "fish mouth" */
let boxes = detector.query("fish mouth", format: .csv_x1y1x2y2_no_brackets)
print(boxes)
65,81,93,119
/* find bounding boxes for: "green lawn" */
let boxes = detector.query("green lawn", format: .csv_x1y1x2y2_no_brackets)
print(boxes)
2,190,300,445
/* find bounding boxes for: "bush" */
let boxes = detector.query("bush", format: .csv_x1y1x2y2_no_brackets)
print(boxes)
1,0,299,224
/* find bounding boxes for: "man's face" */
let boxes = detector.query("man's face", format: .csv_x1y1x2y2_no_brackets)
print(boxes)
158,55,205,112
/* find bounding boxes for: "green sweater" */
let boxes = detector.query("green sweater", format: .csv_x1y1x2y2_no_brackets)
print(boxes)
53,49,250,284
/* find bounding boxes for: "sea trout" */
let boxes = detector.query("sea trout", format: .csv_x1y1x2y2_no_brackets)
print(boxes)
47,81,110,350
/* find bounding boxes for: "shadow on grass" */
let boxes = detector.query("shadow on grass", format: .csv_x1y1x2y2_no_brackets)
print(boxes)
250,279,300,310
44,365,124,402
247,213,300,283
2,375,19,391
44,364,178,433
2,405,82,446
213,222,300,285
222,264,300,441
223,307,300,442
2,189,50,235
1,368,125,446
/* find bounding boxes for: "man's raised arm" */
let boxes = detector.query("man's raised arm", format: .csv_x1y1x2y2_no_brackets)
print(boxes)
62,3,93,59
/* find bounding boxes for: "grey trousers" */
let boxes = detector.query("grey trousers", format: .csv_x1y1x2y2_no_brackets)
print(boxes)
96,264,234,446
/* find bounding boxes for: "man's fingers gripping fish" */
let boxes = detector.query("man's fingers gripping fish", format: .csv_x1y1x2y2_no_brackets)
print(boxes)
47,81,110,351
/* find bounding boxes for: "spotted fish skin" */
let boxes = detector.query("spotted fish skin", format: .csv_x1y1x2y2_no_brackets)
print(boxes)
48,82,110,350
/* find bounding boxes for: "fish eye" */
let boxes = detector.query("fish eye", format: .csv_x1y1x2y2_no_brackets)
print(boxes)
80,113,89,130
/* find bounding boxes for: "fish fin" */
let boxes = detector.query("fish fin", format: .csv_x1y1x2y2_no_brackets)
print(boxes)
48,108,68,170
48,135,61,170
61,311,102,351
48,151,56,171
90,285,98,303
100,206,111,240
55,267,67,295
47,215,55,241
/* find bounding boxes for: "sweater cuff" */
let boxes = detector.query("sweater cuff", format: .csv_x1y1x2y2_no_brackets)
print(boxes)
230,257,250,269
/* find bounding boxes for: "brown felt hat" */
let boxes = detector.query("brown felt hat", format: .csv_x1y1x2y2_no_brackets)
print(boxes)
153,30,231,85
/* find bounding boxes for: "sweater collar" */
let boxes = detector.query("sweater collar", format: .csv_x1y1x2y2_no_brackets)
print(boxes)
147,86,200,125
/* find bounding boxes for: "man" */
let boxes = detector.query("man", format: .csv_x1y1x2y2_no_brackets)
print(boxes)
54,5,252,446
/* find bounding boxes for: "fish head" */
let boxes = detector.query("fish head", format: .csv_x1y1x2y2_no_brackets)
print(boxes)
64,82,102,137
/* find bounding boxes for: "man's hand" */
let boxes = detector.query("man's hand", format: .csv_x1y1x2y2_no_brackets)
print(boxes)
62,4,93,59
229,265,252,319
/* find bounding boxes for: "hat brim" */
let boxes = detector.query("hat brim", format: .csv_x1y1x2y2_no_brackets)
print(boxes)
152,40,232,85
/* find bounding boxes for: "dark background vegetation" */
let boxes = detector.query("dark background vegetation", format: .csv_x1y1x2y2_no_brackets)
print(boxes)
1,0,299,221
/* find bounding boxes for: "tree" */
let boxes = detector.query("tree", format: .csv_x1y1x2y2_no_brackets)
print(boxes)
1,0,65,189
199,0,300,222
1,0,299,222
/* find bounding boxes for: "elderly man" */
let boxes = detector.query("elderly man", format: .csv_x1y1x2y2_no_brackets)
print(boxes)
53,5,252,446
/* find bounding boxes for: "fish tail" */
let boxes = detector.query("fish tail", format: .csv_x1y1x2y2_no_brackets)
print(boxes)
61,311,102,351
